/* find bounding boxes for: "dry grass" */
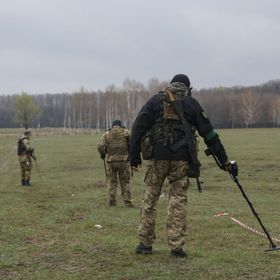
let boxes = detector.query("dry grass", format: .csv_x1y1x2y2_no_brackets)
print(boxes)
0,128,280,279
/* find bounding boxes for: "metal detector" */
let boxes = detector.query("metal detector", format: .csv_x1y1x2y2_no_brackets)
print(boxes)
205,147,280,252
31,154,43,181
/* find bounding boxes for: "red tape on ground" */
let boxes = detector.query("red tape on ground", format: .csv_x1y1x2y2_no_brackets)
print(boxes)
214,212,280,243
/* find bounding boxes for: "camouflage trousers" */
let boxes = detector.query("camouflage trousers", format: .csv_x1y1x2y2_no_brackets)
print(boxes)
20,160,32,180
106,161,132,205
138,160,189,250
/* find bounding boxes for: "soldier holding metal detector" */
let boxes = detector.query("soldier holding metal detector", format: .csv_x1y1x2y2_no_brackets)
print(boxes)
129,74,231,257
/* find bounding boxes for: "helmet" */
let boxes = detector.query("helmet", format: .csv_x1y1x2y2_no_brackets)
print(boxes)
24,128,32,135
112,120,122,127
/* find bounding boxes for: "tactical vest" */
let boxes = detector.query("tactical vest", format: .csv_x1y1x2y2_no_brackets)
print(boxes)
105,126,129,162
152,93,186,149
17,136,27,156
141,91,198,160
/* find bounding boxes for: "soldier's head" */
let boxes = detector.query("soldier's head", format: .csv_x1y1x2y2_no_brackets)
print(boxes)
112,120,122,127
24,128,32,137
170,74,191,89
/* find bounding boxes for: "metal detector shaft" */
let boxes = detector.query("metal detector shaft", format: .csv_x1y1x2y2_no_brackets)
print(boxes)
103,159,107,178
32,155,42,180
229,173,277,249
205,147,278,250
34,159,40,174
196,178,202,193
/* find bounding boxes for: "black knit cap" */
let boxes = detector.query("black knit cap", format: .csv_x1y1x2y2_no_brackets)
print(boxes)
112,119,122,127
170,74,191,88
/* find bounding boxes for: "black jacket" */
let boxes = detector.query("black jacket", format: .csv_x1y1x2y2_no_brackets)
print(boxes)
129,92,228,167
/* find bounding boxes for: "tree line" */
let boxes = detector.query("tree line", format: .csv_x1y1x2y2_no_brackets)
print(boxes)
1,78,280,130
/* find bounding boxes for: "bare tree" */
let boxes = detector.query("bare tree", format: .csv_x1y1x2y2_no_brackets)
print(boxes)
2,78,280,129
228,91,243,128
147,78,167,96
13,92,41,129
123,78,146,128
240,89,262,128
270,95,280,127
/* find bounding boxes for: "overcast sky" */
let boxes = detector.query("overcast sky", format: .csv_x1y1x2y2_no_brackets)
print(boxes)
0,0,280,94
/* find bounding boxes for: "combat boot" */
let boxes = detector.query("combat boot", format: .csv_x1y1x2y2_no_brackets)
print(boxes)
25,180,32,186
21,179,26,186
170,248,187,258
135,243,152,254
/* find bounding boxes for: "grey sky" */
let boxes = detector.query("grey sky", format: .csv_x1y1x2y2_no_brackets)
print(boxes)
0,0,280,94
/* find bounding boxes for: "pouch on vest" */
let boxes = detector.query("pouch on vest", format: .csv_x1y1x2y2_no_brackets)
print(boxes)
106,127,129,161
140,130,153,160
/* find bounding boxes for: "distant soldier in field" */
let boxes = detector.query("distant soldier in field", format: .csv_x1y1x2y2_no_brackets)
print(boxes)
130,74,230,257
98,120,134,207
18,129,34,186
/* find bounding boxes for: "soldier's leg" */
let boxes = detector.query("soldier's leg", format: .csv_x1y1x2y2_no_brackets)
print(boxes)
166,161,189,250
107,162,118,205
25,161,32,186
138,160,168,246
20,162,26,185
118,162,133,206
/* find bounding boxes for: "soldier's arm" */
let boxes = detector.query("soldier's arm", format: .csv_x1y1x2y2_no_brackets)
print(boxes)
23,139,34,153
188,97,229,166
129,95,158,167
124,129,130,148
97,133,107,159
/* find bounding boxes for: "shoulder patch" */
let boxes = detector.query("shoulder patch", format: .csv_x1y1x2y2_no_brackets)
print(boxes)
201,111,208,119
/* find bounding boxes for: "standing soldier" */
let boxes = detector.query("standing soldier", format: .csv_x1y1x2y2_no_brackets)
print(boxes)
129,74,231,257
18,129,34,186
98,120,134,207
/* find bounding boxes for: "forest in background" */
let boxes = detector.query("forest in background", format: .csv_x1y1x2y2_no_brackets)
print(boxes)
1,78,280,130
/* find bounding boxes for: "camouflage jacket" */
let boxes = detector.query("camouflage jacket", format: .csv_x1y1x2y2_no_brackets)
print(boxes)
98,125,130,162
129,90,228,167
18,136,34,162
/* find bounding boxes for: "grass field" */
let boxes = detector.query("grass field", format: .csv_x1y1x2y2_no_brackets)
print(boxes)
0,128,280,280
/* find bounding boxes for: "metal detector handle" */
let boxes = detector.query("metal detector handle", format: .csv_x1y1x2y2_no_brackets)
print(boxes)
205,147,223,169
204,147,238,177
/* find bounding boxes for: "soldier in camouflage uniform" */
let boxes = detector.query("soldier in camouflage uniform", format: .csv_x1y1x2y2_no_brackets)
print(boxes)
130,74,230,257
18,129,34,186
98,120,134,207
